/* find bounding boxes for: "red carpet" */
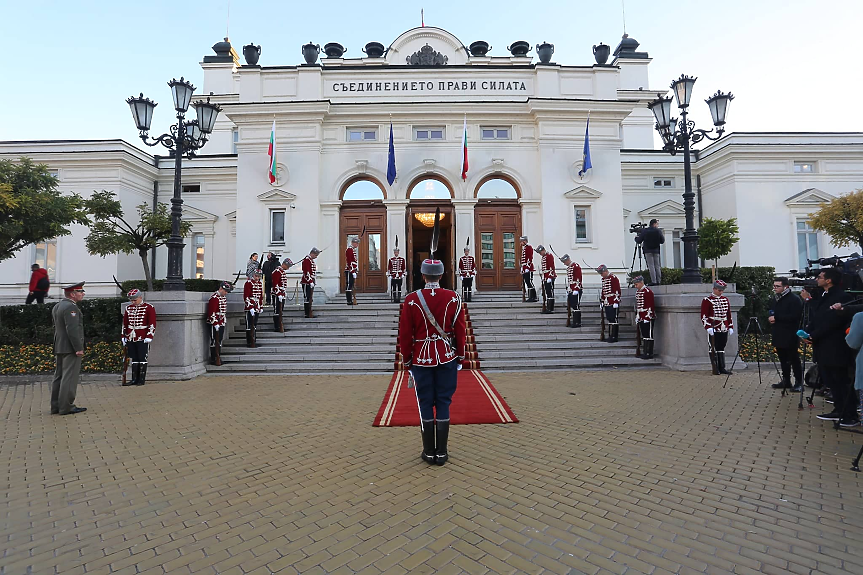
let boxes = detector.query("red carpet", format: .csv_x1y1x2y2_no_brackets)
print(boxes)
373,369,519,427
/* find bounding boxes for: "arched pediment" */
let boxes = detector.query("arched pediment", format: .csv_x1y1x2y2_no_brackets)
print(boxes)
182,204,218,222
257,189,297,204
385,27,468,65
639,199,686,218
563,185,602,203
784,188,835,207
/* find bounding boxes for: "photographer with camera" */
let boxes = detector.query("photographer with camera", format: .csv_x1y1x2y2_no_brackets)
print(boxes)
804,268,858,427
768,277,804,391
634,219,665,285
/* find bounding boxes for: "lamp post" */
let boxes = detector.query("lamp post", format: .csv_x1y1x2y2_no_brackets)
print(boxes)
126,78,222,291
648,75,733,284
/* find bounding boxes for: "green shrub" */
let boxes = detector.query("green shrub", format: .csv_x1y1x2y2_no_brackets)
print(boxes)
0,341,124,374
120,278,223,293
0,298,124,345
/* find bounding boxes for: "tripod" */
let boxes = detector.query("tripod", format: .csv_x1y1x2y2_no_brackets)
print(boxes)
629,242,645,278
723,315,781,389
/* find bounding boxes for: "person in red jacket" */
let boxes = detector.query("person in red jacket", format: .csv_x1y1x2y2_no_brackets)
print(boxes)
243,270,264,347
122,289,157,385
271,258,293,332
207,281,231,366
387,247,406,303
345,236,359,306
27,263,50,304
537,245,557,313
301,248,320,318
597,264,621,342
633,276,656,360
458,246,476,302
560,254,582,327
520,236,537,302
701,279,734,375
398,258,466,466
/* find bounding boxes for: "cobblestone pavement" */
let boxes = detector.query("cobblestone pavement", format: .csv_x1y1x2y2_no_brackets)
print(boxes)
1,370,862,574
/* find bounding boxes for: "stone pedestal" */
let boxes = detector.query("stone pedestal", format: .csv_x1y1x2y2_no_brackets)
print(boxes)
134,292,211,381
622,284,746,372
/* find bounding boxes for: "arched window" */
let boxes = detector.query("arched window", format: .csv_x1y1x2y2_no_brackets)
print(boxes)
342,178,385,200
476,177,519,199
408,178,452,200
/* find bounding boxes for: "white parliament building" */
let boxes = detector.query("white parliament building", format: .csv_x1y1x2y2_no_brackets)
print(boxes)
2,26,862,300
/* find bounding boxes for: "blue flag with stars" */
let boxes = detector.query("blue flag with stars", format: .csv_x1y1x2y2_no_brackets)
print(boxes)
578,118,592,177
387,122,397,186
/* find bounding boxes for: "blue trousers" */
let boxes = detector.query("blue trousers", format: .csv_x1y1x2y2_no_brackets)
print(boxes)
412,360,458,421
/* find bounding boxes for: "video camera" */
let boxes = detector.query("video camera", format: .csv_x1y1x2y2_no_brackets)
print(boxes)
787,253,863,292
629,222,647,234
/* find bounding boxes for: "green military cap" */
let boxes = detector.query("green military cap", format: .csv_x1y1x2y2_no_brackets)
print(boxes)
62,281,86,290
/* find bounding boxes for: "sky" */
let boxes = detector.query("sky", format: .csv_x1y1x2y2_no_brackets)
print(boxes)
0,0,860,150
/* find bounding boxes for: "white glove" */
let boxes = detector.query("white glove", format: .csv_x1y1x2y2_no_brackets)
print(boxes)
707,328,715,336
249,309,256,316
352,273,357,279
546,278,552,284
279,296,285,302
613,303,619,309
121,338,127,346
729,328,734,335
573,290,580,296
144,338,152,344
215,325,222,331
457,363,463,371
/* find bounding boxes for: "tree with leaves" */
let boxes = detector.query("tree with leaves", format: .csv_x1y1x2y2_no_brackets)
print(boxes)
84,191,191,291
698,217,740,272
0,158,89,262
808,189,863,251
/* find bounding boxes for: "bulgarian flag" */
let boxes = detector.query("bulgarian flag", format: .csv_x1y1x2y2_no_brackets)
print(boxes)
267,120,277,184
461,115,468,181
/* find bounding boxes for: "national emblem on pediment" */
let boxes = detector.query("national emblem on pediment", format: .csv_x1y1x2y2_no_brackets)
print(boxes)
407,44,448,66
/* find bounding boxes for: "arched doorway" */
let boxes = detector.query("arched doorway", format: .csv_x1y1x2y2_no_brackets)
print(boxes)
407,176,455,290
474,176,522,291
340,177,387,293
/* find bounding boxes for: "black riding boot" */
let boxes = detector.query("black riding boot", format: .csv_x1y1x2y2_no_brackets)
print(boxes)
435,420,450,465
572,310,581,328
528,288,538,302
467,290,472,302
609,324,619,343
718,352,732,375
304,303,311,318
245,331,253,348
548,298,554,312
420,420,436,464
128,363,139,386
137,364,147,386
346,291,353,306
642,339,654,360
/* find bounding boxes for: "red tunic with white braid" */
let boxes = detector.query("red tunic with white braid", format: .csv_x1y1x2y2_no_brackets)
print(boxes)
398,286,467,367
636,286,655,322
601,274,621,306
243,278,263,312
207,292,227,327
387,256,406,279
701,294,733,332
458,255,476,278
567,263,583,292
301,256,316,285
345,246,358,273
540,253,557,280
271,267,289,297
122,302,156,342
520,244,535,273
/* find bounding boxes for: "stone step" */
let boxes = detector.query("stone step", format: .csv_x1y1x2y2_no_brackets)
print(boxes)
226,336,396,345
222,343,390,353
206,362,393,374
480,356,663,370
477,338,637,348
219,352,394,362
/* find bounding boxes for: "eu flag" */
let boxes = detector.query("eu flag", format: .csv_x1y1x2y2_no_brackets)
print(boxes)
387,122,397,186
578,118,592,177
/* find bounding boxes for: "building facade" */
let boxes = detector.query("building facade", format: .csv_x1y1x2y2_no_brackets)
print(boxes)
2,27,862,300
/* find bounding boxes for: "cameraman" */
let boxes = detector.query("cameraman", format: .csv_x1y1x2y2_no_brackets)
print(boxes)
805,268,857,427
768,277,803,391
634,219,665,285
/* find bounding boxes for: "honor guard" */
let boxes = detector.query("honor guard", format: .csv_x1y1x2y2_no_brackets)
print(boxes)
458,247,477,302
122,289,156,385
560,255,583,327
51,282,87,415
632,276,656,360
597,264,621,342
271,258,293,332
387,248,406,303
301,248,320,318
345,236,359,306
701,280,734,375
243,270,264,347
398,258,467,466
520,235,537,302
537,245,556,313
207,281,231,366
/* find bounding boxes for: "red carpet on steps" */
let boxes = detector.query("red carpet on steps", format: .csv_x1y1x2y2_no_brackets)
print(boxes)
373,369,519,427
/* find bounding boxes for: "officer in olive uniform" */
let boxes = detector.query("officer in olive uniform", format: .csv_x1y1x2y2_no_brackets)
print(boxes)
51,281,87,415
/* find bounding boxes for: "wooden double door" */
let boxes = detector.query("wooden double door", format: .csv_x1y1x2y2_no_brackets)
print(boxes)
340,203,387,293
475,204,522,291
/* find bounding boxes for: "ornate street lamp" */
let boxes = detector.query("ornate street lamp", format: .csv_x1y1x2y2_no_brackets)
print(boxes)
648,74,734,284
127,78,221,291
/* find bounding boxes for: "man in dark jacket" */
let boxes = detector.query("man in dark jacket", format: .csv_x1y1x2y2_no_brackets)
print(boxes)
26,263,50,304
805,268,857,426
635,219,665,285
768,277,803,391
261,252,278,305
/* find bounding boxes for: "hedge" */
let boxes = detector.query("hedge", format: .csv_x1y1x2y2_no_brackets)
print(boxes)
121,278,223,293
0,298,125,345
629,266,776,327
0,341,124,374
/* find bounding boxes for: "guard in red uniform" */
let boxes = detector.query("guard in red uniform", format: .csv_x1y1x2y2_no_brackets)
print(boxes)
537,245,556,313
701,280,734,375
633,276,656,359
458,246,477,302
398,258,467,466
207,281,231,366
520,235,537,302
243,270,264,347
345,236,359,306
122,289,156,385
387,247,406,303
271,258,293,332
560,254,582,327
597,264,621,342
301,248,320,318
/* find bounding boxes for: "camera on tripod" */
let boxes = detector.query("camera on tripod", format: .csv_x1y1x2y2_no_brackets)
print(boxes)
786,253,863,293
629,222,647,234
